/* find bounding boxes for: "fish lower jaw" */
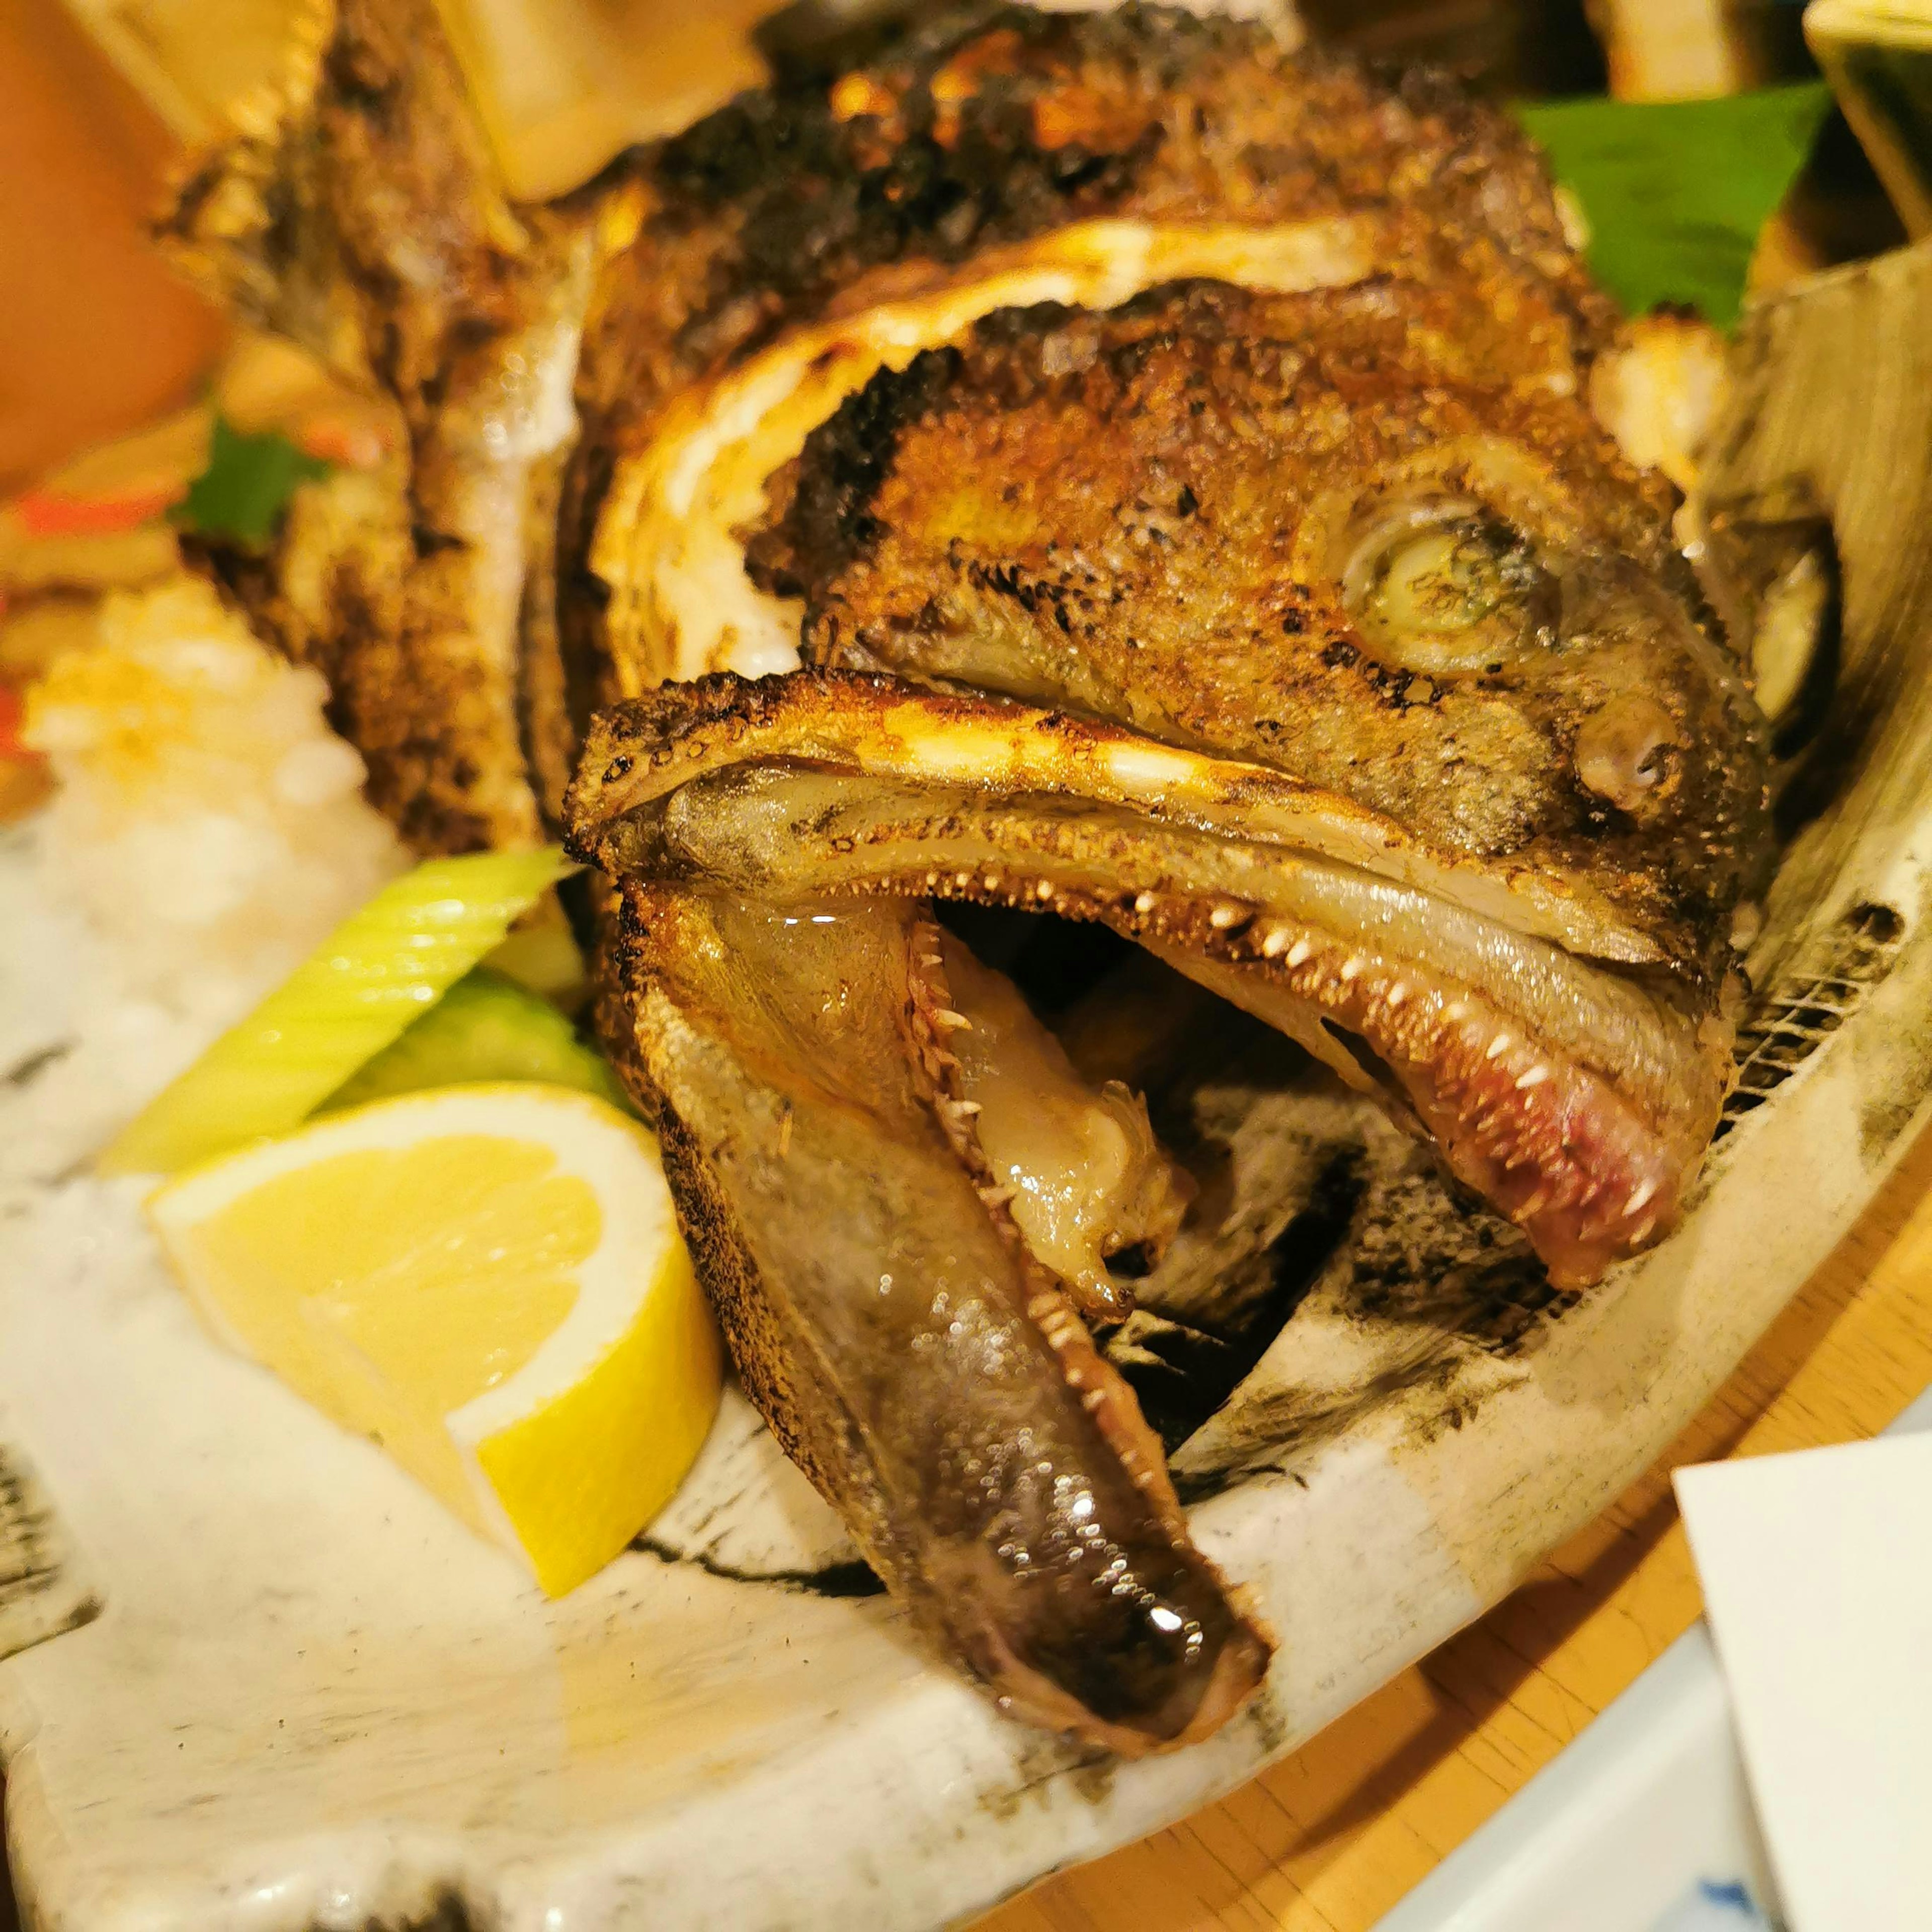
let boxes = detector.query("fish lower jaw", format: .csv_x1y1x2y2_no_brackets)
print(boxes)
1152,911,1699,1288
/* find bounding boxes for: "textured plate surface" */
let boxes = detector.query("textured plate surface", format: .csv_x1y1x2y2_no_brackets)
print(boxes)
4,239,1931,1932
0,1437,99,1669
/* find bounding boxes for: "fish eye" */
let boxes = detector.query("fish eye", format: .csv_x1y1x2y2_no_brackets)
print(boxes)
1341,499,1555,675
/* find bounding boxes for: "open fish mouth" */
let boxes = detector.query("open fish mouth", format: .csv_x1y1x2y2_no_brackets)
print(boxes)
553,6,1768,1756
570,670,1734,1290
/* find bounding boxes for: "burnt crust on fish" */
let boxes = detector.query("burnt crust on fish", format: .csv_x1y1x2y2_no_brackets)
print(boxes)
637,3,1597,361
758,279,1769,977
561,1,1617,699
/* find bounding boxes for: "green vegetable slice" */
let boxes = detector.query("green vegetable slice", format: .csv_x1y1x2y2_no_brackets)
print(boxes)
319,968,632,1115
103,847,576,1176
1516,83,1834,329
482,900,588,1004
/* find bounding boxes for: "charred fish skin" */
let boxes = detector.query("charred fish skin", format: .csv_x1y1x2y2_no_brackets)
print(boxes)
562,1,1616,699
587,880,1273,1755
162,0,629,852
770,280,1770,984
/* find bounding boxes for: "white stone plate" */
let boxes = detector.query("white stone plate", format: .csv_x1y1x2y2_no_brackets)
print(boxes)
4,239,1931,1932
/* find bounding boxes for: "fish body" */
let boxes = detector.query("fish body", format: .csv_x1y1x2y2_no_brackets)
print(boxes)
162,0,628,848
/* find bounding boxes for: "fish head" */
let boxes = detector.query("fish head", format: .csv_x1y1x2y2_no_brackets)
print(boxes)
557,7,1786,1761
583,276,1774,1286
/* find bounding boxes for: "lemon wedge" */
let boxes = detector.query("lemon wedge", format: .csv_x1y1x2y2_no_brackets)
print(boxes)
148,1084,720,1595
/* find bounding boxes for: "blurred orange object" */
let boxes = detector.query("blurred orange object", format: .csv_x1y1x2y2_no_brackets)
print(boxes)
0,676,54,823
0,0,224,495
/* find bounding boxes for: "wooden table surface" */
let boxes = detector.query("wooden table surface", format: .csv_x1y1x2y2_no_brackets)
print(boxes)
974,1115,1932,1932
6,7,1924,1930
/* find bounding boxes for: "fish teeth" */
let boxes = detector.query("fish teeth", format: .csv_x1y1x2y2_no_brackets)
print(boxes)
1285,937,1313,968
1210,902,1245,930
1261,926,1291,958
934,1008,973,1031
1624,1178,1658,1217
1134,890,1157,915
1514,1064,1550,1090
1484,1033,1512,1061
1384,981,1408,1008
1338,955,1362,983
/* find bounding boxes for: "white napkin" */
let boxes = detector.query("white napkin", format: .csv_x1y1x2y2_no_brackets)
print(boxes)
1674,1434,1932,1931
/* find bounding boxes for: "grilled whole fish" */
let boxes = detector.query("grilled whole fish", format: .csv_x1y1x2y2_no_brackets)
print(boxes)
561,7,1770,1747
169,0,1773,1752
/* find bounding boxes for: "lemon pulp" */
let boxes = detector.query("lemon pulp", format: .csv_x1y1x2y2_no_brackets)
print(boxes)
149,1085,720,1594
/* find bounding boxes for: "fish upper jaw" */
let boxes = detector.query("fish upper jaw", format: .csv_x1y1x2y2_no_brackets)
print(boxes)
1151,932,1724,1290
567,669,1743,1288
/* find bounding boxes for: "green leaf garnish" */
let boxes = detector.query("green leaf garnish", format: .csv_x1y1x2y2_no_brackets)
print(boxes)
172,415,331,548
1517,82,1835,328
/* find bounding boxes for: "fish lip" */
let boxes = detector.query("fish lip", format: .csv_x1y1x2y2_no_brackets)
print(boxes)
567,669,1733,1284
975,1599,1276,1758
616,887,1278,1751
568,665,1676,967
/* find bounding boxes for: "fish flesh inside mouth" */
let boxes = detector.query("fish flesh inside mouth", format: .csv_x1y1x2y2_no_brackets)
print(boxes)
169,0,1774,1754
